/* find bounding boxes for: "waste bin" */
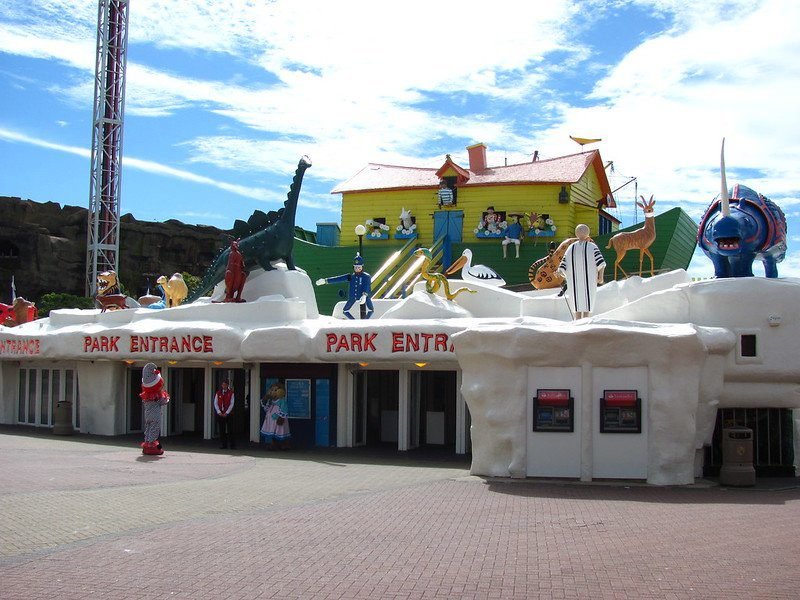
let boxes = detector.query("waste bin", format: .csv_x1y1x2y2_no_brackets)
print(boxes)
719,426,755,486
52,400,75,435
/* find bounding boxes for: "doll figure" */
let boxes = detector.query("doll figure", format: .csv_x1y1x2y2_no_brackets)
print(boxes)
316,253,374,319
139,363,170,455
437,180,454,207
556,224,606,319
483,206,500,233
260,382,291,449
503,214,523,258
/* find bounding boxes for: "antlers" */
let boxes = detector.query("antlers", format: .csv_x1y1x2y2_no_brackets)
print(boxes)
636,195,655,214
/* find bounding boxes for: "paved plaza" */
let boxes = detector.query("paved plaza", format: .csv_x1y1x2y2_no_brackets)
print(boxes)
1,428,798,599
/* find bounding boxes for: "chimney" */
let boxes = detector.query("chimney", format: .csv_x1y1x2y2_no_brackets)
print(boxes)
466,143,487,172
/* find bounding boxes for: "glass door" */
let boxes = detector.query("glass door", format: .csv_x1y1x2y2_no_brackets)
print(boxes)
353,371,367,446
408,371,421,450
19,368,78,429
167,371,184,436
127,368,143,433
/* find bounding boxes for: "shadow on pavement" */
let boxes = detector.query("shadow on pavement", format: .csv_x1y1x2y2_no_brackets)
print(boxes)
0,425,471,470
481,476,800,506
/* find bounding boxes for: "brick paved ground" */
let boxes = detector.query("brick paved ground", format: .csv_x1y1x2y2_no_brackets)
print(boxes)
1,428,799,599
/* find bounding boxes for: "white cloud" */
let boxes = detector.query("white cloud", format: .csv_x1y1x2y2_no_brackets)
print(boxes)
531,0,800,220
0,126,287,204
0,0,582,180
1,0,798,273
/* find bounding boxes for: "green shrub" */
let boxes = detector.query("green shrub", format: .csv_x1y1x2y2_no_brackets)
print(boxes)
181,271,203,297
37,293,95,317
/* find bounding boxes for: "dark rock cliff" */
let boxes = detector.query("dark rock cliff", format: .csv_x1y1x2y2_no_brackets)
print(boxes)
0,196,230,303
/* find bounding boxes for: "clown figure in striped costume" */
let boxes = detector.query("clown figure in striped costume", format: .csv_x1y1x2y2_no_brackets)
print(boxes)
556,224,606,319
139,363,170,455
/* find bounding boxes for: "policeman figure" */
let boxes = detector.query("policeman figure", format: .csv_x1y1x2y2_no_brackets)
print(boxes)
316,253,374,319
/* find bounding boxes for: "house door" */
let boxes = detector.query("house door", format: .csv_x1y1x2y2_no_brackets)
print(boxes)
315,379,331,446
433,210,463,269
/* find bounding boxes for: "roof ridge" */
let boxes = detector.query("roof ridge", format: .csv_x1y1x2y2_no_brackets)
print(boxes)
482,149,596,170
366,162,437,171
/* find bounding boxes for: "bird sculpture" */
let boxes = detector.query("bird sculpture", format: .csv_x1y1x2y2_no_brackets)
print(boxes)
444,249,506,286
569,135,602,146
414,248,475,301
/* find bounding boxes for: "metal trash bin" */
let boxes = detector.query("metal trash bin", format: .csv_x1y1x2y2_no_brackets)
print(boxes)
719,426,755,486
52,401,75,435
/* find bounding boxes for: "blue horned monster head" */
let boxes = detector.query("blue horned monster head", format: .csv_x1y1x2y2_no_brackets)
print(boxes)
698,139,787,278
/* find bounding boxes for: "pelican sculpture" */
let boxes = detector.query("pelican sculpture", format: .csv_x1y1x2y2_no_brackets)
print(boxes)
444,249,506,286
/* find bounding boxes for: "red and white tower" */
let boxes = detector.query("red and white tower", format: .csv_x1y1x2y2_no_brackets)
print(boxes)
86,0,130,295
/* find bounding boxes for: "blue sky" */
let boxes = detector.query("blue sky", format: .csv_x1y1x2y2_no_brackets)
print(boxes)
1,0,799,278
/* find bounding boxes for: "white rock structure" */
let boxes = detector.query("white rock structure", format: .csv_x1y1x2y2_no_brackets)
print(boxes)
1,267,799,485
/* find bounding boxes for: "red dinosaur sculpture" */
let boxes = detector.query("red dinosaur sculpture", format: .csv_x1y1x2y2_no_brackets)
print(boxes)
223,239,247,302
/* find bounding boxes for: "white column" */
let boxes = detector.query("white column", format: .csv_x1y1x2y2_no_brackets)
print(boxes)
337,363,352,447
398,366,409,451
249,364,260,443
161,366,170,438
455,369,466,455
203,364,213,440
580,362,593,482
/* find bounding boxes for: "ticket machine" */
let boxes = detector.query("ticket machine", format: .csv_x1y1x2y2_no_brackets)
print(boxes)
600,390,641,434
532,388,574,432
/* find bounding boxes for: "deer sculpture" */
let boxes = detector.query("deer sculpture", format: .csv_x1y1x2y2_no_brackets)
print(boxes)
606,195,657,279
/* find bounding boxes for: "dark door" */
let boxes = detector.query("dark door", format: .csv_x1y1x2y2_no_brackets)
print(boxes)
433,210,463,268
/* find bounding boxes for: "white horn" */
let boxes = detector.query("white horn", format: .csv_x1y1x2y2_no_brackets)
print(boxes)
720,138,730,216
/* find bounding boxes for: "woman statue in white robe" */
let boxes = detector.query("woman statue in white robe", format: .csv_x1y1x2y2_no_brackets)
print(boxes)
557,224,606,319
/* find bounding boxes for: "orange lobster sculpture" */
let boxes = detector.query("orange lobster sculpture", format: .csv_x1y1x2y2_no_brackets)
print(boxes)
0,297,38,327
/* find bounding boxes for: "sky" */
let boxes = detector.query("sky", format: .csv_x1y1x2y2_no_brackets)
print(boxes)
0,0,799,278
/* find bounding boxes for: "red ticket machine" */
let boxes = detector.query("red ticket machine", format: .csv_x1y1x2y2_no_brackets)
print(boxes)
600,390,641,433
533,389,574,432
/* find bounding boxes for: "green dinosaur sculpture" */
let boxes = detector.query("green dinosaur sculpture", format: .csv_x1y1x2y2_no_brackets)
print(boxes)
183,156,311,304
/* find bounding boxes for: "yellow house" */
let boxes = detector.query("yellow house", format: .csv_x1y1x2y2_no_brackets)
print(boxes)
332,143,619,249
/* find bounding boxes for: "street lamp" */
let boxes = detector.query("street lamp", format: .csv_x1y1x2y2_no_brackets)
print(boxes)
354,224,366,255
354,224,367,319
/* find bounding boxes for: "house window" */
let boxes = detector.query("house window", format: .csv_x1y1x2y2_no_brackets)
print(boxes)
599,214,613,236
438,176,458,206
740,334,757,357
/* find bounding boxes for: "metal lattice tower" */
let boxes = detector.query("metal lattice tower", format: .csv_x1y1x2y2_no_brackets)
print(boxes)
86,0,130,295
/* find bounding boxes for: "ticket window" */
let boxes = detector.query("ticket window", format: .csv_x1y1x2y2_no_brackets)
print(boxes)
532,389,574,433
600,390,641,434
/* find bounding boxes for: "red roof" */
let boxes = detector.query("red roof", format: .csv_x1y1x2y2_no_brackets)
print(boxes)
332,150,615,207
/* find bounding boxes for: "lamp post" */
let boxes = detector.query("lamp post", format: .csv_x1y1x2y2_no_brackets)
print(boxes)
354,224,367,319
354,224,366,255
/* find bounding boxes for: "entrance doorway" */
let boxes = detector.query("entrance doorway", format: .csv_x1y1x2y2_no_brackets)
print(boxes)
704,407,795,477
211,368,250,446
126,367,143,433
166,368,205,436
409,370,458,451
353,370,399,447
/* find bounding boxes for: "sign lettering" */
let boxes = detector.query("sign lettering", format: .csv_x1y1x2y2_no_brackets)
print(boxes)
81,334,214,354
324,331,454,355
0,338,41,356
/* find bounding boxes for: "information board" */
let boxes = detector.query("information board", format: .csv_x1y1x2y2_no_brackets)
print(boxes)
286,378,311,419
